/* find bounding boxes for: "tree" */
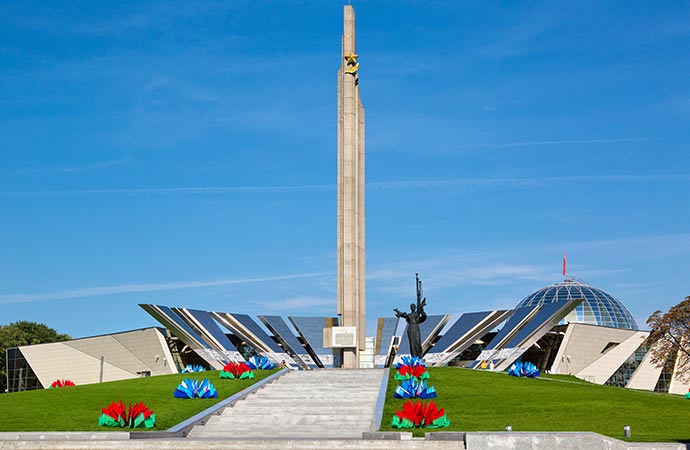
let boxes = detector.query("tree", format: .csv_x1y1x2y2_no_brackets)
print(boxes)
646,296,690,382
0,321,70,392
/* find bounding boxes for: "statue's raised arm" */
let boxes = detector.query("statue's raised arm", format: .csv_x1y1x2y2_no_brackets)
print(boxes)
419,302,428,324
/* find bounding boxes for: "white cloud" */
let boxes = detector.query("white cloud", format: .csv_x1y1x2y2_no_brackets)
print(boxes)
0,271,328,305
12,157,132,176
258,296,334,312
368,256,551,297
3,173,690,197
461,136,656,148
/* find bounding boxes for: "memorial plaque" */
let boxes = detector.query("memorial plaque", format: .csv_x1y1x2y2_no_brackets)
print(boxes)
331,326,357,347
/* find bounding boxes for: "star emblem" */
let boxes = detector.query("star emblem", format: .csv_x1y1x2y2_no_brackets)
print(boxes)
344,51,359,65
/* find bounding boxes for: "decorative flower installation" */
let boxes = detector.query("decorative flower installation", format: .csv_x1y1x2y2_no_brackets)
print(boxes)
395,356,426,369
181,364,207,373
391,400,450,429
394,364,429,381
174,378,218,399
508,361,540,378
394,378,437,399
98,400,156,429
50,379,75,388
246,355,275,370
220,362,254,379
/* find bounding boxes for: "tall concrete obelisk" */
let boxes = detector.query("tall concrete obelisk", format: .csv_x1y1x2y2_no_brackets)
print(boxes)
337,5,366,369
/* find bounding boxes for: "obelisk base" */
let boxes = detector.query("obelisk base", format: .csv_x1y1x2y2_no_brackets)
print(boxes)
342,348,358,369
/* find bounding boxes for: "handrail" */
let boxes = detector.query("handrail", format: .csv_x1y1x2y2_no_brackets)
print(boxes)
372,367,390,431
130,368,289,438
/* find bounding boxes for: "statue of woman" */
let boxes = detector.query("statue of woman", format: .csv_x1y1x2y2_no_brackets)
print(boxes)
395,297,427,358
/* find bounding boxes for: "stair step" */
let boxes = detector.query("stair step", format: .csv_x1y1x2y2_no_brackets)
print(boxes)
279,381,375,384
190,369,384,439
190,432,366,439
250,394,377,400
227,398,376,404
206,416,373,425
191,429,369,436
227,405,374,413
253,386,378,390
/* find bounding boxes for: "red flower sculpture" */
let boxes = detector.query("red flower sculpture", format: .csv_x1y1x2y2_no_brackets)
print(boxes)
395,365,429,381
50,379,75,388
98,400,156,428
220,362,254,379
391,400,450,429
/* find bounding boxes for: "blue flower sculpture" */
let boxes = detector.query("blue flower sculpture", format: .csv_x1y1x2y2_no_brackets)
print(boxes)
246,356,275,370
394,379,437,399
174,378,218,399
395,356,426,369
508,361,540,378
181,364,207,373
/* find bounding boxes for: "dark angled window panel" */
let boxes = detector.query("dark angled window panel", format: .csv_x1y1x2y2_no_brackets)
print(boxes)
231,313,284,353
182,308,239,352
397,315,446,355
289,317,329,355
503,301,574,349
141,304,210,349
428,311,496,354
140,304,224,370
289,316,337,368
377,317,399,355
483,306,539,351
259,315,306,356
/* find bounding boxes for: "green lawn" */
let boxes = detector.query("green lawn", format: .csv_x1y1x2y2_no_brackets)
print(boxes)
380,367,690,442
0,369,278,431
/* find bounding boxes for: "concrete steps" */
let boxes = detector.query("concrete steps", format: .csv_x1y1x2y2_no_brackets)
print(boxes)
0,440,460,450
204,414,373,423
228,405,372,413
189,369,385,439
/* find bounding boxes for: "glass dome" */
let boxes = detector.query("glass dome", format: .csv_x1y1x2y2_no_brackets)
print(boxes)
515,277,639,330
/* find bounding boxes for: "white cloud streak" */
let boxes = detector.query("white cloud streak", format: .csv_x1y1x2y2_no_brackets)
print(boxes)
2,174,689,197
13,157,132,175
461,137,656,148
367,256,553,298
258,296,333,312
0,185,333,197
0,271,328,305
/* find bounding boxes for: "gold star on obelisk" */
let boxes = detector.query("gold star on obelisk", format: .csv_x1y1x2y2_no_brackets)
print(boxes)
344,51,359,65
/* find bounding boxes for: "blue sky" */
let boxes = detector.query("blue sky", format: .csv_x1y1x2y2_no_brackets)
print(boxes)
1,1,689,338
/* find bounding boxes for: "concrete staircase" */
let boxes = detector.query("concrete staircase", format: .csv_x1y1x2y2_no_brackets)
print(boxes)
189,369,385,439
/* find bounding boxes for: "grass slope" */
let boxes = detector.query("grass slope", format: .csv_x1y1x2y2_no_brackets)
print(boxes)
380,367,690,442
0,369,277,431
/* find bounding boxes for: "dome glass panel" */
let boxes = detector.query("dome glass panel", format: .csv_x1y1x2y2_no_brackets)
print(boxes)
514,277,639,330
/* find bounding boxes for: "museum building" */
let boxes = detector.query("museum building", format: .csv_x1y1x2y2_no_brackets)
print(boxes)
5,276,688,395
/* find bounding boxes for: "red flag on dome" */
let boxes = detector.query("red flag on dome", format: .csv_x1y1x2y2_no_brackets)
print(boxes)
563,252,567,276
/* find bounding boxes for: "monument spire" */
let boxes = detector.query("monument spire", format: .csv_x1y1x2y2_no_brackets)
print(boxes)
337,5,366,368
